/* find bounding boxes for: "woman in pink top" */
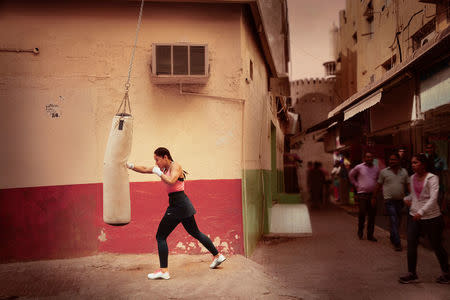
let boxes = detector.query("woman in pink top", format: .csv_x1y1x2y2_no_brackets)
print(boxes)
399,153,449,284
127,147,226,280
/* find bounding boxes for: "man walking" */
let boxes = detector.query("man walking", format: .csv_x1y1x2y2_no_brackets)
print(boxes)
349,152,379,241
372,153,409,251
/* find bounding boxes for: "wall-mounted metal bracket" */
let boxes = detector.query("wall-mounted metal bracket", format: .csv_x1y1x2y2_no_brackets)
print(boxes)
0,48,39,54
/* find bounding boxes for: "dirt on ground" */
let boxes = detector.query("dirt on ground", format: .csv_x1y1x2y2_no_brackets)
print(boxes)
3,206,449,300
0,253,313,300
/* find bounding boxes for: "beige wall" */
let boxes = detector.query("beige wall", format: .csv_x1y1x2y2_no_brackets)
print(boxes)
336,0,436,101
360,0,435,89
291,78,336,130
240,7,285,173
241,10,269,171
0,1,287,189
335,1,359,100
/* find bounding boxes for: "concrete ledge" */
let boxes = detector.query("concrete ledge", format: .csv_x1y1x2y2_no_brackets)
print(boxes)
272,192,302,204
263,232,313,239
269,203,312,235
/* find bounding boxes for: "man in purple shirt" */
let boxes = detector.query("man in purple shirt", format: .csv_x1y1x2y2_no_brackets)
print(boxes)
349,152,380,241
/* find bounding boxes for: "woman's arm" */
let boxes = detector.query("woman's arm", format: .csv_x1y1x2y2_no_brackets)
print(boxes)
159,162,183,185
414,176,439,220
127,162,154,174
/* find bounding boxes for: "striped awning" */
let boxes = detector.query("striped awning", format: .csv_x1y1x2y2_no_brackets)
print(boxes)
344,89,382,121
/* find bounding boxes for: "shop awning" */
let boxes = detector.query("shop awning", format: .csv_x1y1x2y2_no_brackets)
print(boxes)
343,89,382,121
305,112,343,134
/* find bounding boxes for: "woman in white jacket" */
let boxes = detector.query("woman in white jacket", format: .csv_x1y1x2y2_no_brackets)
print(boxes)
399,153,449,284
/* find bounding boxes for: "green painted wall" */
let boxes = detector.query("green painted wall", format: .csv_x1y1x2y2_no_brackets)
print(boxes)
242,123,287,256
242,169,272,256
277,170,284,195
263,170,272,234
242,167,303,256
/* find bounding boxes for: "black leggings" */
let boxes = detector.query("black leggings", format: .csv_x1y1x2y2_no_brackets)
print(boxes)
407,215,449,274
156,214,218,268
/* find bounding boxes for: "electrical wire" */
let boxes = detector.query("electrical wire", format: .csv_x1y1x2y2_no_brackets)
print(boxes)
389,6,450,50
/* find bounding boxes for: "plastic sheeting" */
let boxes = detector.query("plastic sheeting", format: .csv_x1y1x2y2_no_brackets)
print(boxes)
103,114,133,225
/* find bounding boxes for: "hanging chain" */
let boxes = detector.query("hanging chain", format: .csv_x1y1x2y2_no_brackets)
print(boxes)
117,0,144,116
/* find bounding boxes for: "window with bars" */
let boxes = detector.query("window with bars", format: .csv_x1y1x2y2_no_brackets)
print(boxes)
152,44,208,77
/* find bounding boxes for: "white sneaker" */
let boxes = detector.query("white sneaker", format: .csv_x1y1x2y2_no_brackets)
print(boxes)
147,270,170,280
209,254,226,269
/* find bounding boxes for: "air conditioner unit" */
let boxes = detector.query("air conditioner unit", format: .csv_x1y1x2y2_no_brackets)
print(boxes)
151,43,209,84
420,31,436,47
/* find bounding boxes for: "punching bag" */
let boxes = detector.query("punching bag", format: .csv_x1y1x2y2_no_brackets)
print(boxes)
103,113,133,225
102,0,144,225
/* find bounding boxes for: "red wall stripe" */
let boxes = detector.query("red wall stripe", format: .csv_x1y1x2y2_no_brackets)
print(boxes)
0,179,243,262
0,184,100,261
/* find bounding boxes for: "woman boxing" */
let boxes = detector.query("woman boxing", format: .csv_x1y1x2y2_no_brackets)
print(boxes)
127,147,226,280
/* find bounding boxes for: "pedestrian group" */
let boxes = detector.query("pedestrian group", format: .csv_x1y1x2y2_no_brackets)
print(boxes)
337,145,449,284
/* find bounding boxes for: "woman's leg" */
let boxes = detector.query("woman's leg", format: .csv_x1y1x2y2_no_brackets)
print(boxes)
156,214,181,268
181,215,219,256
407,215,420,274
425,216,449,274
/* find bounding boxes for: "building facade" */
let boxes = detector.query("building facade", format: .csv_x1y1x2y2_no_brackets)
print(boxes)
308,0,449,213
336,0,439,99
0,0,290,261
289,77,337,195
330,0,449,160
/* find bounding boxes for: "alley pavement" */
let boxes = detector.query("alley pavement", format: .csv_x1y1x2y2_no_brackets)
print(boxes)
252,205,450,300
1,205,449,300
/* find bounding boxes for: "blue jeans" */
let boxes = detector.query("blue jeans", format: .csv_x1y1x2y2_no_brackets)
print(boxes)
385,199,403,246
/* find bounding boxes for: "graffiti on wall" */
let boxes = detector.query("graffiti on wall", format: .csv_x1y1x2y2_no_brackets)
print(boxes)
45,96,64,118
